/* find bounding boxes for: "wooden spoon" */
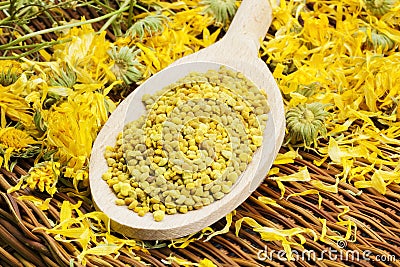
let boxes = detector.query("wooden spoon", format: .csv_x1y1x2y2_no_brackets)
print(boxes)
89,0,285,240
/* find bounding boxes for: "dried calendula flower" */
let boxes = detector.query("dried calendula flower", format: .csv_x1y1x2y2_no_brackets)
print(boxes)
0,91,33,128
201,0,237,26
359,27,395,52
285,103,329,146
0,127,40,170
0,60,23,86
108,46,143,85
364,0,396,17
43,87,74,109
44,90,116,187
50,65,77,88
8,161,61,196
295,82,320,98
125,14,167,40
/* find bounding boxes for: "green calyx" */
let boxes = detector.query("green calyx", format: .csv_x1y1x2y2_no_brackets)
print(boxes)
108,46,143,85
286,102,330,146
364,0,396,17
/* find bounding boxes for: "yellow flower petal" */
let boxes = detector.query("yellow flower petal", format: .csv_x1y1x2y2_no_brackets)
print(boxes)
287,189,323,208
78,244,122,262
198,258,217,267
204,211,234,241
136,43,161,70
273,150,299,165
310,177,339,193
270,166,311,182
258,196,282,208
17,196,51,211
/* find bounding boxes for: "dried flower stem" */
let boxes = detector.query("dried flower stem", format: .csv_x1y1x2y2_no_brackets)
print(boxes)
0,2,131,51
0,39,71,59
99,0,131,33
127,0,136,28
92,0,115,12
1,39,71,51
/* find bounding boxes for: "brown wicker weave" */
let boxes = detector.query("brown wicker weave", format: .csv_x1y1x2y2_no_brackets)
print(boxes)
1,4,400,267
2,147,400,266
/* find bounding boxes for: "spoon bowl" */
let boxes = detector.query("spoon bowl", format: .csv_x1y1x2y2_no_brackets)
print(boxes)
89,0,285,240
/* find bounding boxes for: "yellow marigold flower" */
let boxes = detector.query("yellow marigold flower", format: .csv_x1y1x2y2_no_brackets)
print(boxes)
52,22,113,84
134,7,216,78
125,14,167,40
108,46,143,84
286,103,329,147
0,89,34,128
364,0,396,17
0,127,39,170
49,65,77,88
7,161,60,196
0,60,23,86
359,27,395,52
43,90,116,187
201,0,237,27
0,127,35,149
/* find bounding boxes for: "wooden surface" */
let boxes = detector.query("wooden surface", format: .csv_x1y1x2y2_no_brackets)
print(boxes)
89,0,285,240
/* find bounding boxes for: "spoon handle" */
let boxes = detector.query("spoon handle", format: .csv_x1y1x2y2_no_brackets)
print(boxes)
222,0,273,57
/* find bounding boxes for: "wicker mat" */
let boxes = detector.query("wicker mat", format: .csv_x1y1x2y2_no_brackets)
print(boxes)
1,4,400,267
1,147,400,267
